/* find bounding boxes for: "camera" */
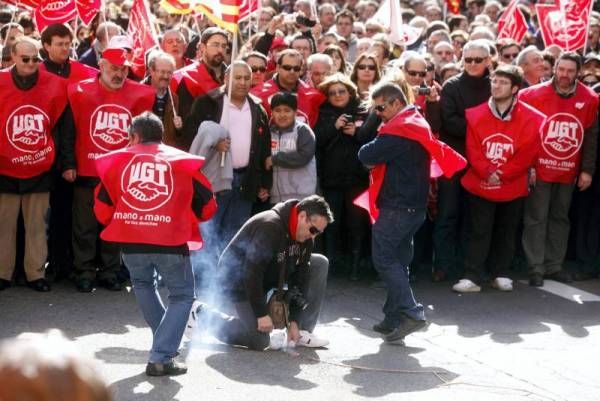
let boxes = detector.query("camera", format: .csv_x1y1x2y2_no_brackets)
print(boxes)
284,286,309,310
417,86,431,96
296,15,317,27
342,114,354,123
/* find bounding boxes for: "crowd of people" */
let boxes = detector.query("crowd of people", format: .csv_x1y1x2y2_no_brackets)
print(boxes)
1,0,600,376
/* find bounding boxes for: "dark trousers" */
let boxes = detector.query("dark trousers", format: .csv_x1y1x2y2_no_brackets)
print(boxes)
209,254,329,351
372,208,426,325
432,174,465,277
463,194,524,284
48,173,73,280
574,189,600,273
72,186,120,281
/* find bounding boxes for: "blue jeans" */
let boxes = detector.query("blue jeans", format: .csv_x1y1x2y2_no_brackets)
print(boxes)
194,171,252,289
122,252,195,363
372,208,426,325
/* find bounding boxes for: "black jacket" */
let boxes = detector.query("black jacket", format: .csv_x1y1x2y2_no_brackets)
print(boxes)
440,70,491,155
182,87,272,201
315,98,374,189
218,200,312,320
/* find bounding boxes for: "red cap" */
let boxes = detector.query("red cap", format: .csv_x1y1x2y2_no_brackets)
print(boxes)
270,37,288,51
102,48,132,67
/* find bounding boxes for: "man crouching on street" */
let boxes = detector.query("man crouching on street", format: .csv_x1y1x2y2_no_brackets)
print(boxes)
189,195,333,350
93,112,216,376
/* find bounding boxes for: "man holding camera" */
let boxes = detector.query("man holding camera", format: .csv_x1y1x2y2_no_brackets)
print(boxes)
188,195,333,351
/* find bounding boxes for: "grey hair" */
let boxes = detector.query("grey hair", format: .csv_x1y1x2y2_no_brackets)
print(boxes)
515,45,541,67
462,39,491,58
224,60,252,75
147,50,176,70
307,53,333,69
371,82,408,106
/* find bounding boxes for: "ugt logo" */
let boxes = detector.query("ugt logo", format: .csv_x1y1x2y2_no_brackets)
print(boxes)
541,113,583,160
6,105,50,153
121,154,174,212
90,104,132,152
483,133,514,167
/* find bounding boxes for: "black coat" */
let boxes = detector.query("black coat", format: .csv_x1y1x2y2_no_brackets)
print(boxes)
440,70,491,155
315,98,376,190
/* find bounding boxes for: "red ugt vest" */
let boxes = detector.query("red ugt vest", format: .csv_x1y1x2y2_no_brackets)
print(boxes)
94,143,216,249
170,61,220,98
251,78,326,128
461,100,545,202
519,81,599,184
0,69,68,179
69,78,155,177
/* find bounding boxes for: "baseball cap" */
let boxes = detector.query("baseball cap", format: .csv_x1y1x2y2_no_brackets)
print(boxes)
106,35,133,51
102,48,132,66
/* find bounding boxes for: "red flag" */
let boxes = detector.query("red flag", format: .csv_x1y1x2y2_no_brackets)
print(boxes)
497,0,527,43
3,0,40,9
238,0,258,20
127,0,158,78
34,0,77,32
353,107,467,223
446,0,461,15
536,0,593,51
75,0,100,25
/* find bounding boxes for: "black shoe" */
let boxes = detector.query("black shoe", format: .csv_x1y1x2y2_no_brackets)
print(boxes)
372,321,395,335
145,361,187,376
28,278,51,292
0,279,11,291
545,270,572,284
99,278,122,291
529,274,544,287
384,317,428,343
76,279,95,293
573,271,598,281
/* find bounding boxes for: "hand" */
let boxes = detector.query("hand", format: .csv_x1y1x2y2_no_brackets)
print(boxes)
342,122,356,136
173,115,183,130
267,15,285,34
214,138,231,153
528,168,536,188
287,321,300,344
311,23,322,39
257,315,274,333
265,156,273,170
578,172,592,191
426,82,441,102
62,169,77,182
258,187,270,201
487,171,501,185
335,114,348,130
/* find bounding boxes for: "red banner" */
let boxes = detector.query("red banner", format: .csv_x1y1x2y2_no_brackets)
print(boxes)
446,0,460,15
75,0,100,25
128,0,158,78
238,0,258,20
536,0,593,51
497,0,527,43
34,0,77,32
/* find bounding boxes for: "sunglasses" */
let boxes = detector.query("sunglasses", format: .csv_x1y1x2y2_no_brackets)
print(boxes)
328,88,348,97
502,53,519,60
21,56,41,64
280,64,302,72
374,102,392,113
464,57,485,64
309,223,323,236
357,64,377,71
406,70,427,77
251,66,267,73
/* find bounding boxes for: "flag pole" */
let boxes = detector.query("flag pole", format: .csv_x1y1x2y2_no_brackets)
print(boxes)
3,1,18,48
221,31,238,167
582,0,595,55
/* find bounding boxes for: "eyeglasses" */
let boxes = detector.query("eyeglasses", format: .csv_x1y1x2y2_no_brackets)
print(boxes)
464,57,485,64
309,223,323,236
280,64,302,72
207,42,229,50
374,101,392,113
20,56,41,64
328,88,348,97
406,70,426,77
251,66,267,73
357,64,376,71
502,53,519,60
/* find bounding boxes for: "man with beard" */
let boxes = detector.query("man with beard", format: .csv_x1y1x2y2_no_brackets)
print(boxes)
454,65,544,293
61,44,155,292
519,52,599,287
251,49,325,128
143,51,183,149
171,27,227,123
0,37,68,292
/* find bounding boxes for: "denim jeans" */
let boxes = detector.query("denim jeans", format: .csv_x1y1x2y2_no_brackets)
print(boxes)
372,208,426,325
122,252,195,364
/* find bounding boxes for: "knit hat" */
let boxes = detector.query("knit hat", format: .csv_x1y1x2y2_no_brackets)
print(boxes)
270,92,298,110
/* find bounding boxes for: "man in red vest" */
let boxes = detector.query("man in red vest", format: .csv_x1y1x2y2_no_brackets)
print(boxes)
171,27,227,121
251,49,325,128
94,112,216,376
61,44,155,292
454,65,545,293
0,36,68,292
519,52,599,287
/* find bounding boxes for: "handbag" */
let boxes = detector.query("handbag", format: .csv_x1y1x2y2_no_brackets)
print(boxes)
267,261,289,329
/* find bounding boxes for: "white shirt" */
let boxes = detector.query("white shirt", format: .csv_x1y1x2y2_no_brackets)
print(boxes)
220,95,252,169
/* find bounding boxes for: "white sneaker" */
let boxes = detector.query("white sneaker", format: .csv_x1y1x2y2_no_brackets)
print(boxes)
296,330,329,348
184,301,204,339
491,277,513,291
452,279,481,293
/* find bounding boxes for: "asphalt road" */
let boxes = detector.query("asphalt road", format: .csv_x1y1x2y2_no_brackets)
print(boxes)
1,272,599,401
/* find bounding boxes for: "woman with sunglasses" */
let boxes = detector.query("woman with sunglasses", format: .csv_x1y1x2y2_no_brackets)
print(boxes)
350,53,381,100
315,73,378,280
